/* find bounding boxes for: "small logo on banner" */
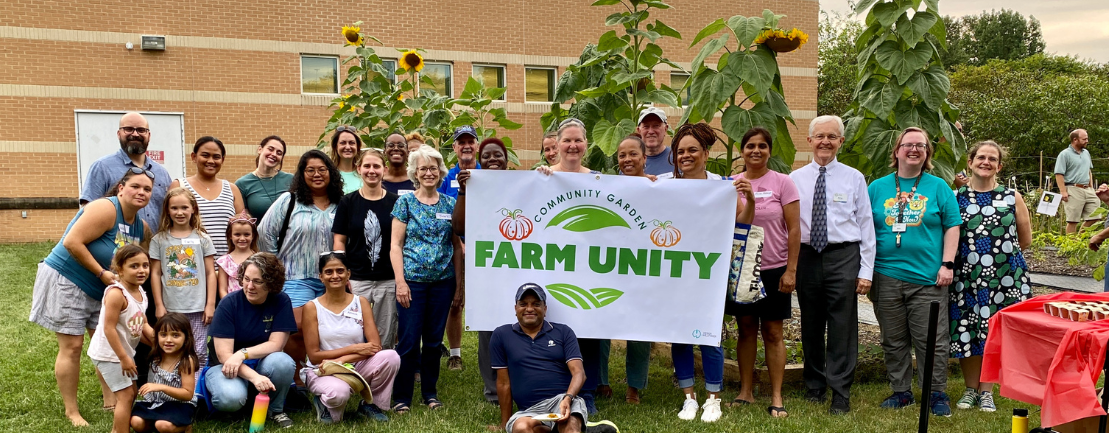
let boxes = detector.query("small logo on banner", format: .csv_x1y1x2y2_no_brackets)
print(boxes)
692,329,702,338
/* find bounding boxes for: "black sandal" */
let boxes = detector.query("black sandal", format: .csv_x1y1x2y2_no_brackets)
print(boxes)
426,398,444,410
768,406,789,418
391,402,410,414
728,397,753,407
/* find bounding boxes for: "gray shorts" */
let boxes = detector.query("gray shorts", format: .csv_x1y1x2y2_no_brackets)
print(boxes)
350,279,398,349
29,262,101,335
506,394,588,433
93,359,136,392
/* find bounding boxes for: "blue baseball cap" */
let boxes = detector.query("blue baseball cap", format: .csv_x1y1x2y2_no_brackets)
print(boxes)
514,283,547,303
451,125,478,143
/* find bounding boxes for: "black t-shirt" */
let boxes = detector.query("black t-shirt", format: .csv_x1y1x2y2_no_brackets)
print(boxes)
332,190,400,280
207,290,297,367
381,179,415,196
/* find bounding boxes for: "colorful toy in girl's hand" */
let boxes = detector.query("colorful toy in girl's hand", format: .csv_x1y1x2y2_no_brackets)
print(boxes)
249,392,270,432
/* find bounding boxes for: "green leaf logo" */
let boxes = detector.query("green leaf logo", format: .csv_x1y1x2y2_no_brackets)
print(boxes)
545,205,630,232
546,283,625,310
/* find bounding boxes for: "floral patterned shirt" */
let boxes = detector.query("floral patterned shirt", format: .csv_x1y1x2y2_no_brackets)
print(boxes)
392,193,456,282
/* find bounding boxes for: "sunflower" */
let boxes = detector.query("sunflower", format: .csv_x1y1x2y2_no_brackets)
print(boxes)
399,50,424,73
341,25,362,45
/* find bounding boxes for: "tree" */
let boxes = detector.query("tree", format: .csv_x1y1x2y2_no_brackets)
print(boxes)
935,9,1045,70
839,0,966,182
818,11,863,117
934,15,969,70
948,55,1109,187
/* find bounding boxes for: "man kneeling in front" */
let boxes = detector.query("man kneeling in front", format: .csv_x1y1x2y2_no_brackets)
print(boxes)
490,283,618,433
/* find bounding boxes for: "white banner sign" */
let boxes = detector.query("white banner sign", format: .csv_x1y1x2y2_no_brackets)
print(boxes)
464,171,737,345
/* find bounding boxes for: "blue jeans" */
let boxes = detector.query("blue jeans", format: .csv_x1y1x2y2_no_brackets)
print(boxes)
205,352,296,414
671,344,724,393
392,278,454,406
598,339,650,390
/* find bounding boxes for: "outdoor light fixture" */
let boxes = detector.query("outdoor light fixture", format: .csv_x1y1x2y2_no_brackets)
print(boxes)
141,35,166,51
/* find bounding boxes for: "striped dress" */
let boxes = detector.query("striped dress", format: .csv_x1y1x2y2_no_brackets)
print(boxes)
257,192,336,281
180,178,237,255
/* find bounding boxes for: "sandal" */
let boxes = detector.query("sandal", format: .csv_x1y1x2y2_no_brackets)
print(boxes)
101,405,116,412
425,398,444,410
768,406,789,418
391,402,410,414
727,397,753,407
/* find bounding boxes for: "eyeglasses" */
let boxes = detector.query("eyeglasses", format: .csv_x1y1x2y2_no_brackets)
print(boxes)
335,126,358,134
240,278,266,288
304,168,329,176
119,126,150,135
385,142,407,150
128,167,156,180
899,143,928,150
416,166,439,174
558,118,585,128
812,134,840,141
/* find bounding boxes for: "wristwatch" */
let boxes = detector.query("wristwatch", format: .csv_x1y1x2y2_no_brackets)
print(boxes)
239,348,250,360
564,394,576,400
942,261,955,270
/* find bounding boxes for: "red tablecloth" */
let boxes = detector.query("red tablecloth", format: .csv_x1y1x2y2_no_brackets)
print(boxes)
981,292,1109,426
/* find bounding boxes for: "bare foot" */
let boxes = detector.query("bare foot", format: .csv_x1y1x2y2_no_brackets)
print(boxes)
66,411,89,427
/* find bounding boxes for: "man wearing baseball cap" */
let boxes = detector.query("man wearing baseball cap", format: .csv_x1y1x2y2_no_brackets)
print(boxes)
439,125,480,371
488,283,618,433
637,107,673,175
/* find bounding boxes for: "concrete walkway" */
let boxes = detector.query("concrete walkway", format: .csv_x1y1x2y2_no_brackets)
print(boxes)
1030,272,1103,293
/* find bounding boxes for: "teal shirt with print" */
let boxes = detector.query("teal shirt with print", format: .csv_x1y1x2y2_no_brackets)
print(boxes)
392,193,456,282
868,172,961,286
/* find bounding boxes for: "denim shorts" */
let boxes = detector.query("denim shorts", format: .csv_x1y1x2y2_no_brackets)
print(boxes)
283,278,325,308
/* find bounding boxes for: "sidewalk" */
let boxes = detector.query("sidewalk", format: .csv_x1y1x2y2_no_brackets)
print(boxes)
1030,272,1103,293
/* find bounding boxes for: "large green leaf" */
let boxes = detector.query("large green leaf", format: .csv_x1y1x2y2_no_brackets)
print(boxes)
858,77,905,119
626,28,662,43
731,49,776,96
591,0,622,5
638,43,663,68
892,99,941,134
690,66,741,119
545,204,631,232
592,118,637,156
771,116,797,173
652,19,682,39
691,33,729,74
598,30,629,52
922,0,939,12
726,15,765,48
860,120,900,174
927,17,948,50
875,41,934,85
643,89,680,107
721,103,776,146
554,69,585,103
895,10,938,49
690,18,726,47
905,66,949,110
854,0,879,15
871,1,904,28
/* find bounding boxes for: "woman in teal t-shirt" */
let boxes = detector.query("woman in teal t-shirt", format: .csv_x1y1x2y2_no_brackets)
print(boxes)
329,126,363,194
866,127,961,416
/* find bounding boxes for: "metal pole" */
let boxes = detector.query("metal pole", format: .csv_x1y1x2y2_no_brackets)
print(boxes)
918,300,940,433
1040,151,1044,191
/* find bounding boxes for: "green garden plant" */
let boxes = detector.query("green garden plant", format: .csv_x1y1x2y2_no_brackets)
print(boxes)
839,0,967,182
321,24,522,166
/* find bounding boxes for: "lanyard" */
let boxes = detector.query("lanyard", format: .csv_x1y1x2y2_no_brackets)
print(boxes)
894,173,922,247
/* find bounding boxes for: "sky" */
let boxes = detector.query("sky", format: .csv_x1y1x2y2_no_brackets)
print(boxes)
821,0,1109,63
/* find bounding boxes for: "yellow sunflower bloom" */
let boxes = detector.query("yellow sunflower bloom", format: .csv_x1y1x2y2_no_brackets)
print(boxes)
753,29,775,44
399,50,424,73
341,26,362,45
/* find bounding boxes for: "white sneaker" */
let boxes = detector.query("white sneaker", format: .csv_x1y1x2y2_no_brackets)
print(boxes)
678,395,699,420
700,396,722,422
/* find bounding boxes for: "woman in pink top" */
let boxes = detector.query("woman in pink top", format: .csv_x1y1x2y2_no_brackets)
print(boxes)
728,127,800,419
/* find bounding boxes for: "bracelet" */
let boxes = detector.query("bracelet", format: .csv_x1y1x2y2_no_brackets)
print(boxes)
458,191,466,195
98,269,110,279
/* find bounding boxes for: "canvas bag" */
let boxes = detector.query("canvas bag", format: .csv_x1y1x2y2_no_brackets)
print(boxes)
727,222,765,304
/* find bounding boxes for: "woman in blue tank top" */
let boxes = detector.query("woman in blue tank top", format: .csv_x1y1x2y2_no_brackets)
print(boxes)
29,167,153,426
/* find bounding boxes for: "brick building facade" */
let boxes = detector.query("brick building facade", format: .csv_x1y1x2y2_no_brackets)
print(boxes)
0,0,818,243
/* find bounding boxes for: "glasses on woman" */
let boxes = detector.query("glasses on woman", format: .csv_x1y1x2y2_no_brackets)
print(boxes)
240,277,266,289
416,166,439,174
127,166,156,179
335,126,358,134
304,168,329,176
899,143,928,150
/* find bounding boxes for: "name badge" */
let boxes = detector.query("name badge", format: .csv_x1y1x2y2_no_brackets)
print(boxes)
398,189,414,196
993,199,1009,208
450,179,460,189
833,193,848,203
118,224,130,234
892,223,907,233
329,211,336,220
181,238,201,245
436,213,452,220
343,309,362,320
753,191,773,199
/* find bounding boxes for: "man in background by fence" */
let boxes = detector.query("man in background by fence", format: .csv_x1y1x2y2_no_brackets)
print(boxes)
1055,129,1098,233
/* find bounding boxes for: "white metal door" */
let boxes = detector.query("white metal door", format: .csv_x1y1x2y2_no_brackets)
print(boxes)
74,110,186,189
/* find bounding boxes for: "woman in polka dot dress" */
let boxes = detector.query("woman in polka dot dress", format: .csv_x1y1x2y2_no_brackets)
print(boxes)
950,141,1032,413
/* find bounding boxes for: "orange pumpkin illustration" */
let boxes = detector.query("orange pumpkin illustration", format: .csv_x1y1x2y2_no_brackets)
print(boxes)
649,220,681,247
498,208,533,240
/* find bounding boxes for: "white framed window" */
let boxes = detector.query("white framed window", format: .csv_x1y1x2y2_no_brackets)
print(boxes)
473,64,507,100
525,67,556,103
669,72,691,106
422,62,453,97
301,55,339,94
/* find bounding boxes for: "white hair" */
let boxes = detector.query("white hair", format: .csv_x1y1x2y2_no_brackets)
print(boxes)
809,115,845,137
406,145,448,188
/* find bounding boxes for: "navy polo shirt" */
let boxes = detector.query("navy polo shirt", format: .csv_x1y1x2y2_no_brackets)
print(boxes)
490,321,582,409
437,162,479,199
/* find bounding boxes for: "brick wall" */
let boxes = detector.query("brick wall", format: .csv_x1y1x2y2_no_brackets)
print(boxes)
0,0,818,242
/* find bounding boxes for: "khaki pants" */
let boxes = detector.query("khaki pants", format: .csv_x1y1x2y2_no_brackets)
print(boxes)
1064,185,1100,223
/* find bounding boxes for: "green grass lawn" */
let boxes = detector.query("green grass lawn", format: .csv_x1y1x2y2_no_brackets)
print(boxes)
0,242,1045,432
